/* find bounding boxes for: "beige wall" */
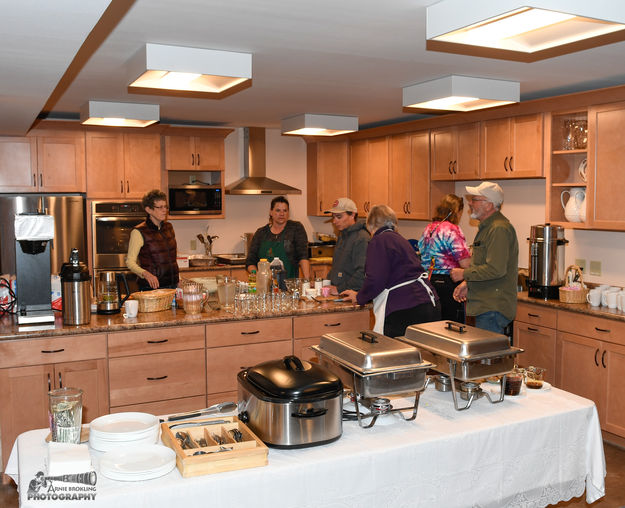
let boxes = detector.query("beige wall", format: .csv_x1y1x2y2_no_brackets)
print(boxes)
172,129,625,287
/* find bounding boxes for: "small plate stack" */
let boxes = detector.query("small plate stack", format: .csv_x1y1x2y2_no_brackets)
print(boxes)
99,444,176,481
89,412,159,452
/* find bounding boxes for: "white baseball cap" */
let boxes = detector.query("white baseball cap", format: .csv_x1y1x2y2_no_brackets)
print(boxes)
325,197,357,214
465,182,504,206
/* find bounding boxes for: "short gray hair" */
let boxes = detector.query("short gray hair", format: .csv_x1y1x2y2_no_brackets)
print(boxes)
366,204,397,231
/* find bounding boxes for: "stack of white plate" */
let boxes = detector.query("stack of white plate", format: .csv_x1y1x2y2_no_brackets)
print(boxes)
99,444,176,481
89,412,160,452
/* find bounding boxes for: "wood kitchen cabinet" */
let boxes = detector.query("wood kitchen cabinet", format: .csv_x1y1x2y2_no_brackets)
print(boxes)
0,132,85,193
163,129,232,171
513,302,557,385
557,310,625,437
86,131,161,199
350,137,389,215
430,123,480,181
481,114,543,179
0,334,108,470
306,139,349,216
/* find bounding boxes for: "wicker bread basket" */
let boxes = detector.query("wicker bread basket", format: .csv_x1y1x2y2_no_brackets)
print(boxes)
559,265,589,304
130,288,176,313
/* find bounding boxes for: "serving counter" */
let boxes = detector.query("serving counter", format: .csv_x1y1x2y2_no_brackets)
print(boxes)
6,383,605,508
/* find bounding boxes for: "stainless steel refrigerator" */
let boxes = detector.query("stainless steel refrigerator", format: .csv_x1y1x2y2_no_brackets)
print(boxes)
0,194,87,276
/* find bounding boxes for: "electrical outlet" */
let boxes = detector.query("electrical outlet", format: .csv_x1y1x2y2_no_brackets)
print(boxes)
189,175,196,184
589,260,602,277
575,258,586,272
190,239,197,250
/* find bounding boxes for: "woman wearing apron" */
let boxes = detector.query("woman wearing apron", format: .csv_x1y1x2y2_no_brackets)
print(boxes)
245,196,311,280
341,205,441,338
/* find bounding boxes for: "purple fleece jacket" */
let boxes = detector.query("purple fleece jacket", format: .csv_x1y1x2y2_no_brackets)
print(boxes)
357,228,437,316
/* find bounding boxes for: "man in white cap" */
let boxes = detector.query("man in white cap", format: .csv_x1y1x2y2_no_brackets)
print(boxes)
325,198,369,294
451,182,518,335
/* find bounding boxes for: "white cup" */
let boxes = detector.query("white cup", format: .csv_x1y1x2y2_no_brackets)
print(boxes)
322,279,331,287
123,299,139,318
601,287,618,306
607,291,619,309
618,291,625,312
587,289,601,307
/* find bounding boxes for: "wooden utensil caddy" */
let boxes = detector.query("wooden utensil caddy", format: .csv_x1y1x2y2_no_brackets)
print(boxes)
161,415,268,477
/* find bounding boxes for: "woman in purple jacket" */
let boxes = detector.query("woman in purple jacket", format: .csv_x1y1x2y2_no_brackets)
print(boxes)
341,205,441,338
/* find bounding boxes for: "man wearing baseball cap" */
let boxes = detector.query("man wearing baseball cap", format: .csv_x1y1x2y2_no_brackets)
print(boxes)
325,197,369,293
450,182,518,335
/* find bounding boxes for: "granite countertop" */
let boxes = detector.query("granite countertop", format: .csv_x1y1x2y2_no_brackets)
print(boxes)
0,299,366,341
179,258,331,273
517,291,625,322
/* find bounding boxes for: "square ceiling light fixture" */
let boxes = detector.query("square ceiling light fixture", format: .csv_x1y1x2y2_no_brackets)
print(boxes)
127,43,252,98
402,75,520,113
80,101,160,127
281,114,358,136
426,0,625,62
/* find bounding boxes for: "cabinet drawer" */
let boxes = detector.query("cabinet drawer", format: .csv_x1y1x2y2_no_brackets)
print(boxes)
0,334,106,368
108,325,205,357
206,318,292,348
515,302,557,329
293,310,371,339
558,310,625,346
110,395,206,415
109,350,205,406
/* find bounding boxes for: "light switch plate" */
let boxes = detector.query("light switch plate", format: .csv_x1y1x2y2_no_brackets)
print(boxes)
190,239,197,250
589,260,602,276
575,258,586,272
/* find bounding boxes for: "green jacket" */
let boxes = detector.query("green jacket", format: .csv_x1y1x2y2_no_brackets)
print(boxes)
464,211,518,321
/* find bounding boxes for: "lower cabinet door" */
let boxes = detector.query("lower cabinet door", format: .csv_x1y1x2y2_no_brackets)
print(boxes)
603,341,625,436
54,359,109,423
206,340,292,394
514,321,556,385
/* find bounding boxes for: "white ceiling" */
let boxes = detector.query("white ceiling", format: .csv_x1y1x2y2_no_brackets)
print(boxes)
3,0,625,136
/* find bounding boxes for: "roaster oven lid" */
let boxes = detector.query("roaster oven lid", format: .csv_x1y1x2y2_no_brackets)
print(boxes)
243,355,343,400
400,321,516,360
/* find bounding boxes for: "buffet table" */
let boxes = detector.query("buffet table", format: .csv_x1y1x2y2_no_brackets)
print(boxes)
7,383,605,508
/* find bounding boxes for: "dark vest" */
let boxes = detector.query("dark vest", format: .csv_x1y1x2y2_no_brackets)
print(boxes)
136,218,179,290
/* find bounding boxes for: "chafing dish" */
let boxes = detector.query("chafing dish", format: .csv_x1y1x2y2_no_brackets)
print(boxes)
398,321,523,411
311,330,434,428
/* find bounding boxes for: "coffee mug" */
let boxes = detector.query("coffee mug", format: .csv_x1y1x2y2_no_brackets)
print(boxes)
601,287,619,306
587,289,601,307
123,299,139,318
607,290,619,309
618,292,625,312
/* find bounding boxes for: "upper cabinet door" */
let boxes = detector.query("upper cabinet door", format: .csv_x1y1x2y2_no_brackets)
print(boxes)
408,131,431,220
306,140,349,216
164,136,195,170
481,117,511,179
509,114,543,178
430,128,455,181
195,136,224,170
0,137,38,191
37,134,86,192
350,139,369,215
123,133,161,198
86,132,125,198
367,137,389,211
389,134,412,219
454,122,480,180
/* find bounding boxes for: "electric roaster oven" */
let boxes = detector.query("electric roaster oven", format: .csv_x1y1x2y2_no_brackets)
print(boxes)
311,330,434,428
397,321,524,411
237,356,343,448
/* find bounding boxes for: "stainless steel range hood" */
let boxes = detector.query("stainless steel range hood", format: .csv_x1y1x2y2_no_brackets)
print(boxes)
225,127,302,195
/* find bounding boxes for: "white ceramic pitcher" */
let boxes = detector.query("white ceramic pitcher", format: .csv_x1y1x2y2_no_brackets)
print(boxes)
561,187,586,222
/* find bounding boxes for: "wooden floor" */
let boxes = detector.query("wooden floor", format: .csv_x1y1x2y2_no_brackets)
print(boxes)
2,442,624,507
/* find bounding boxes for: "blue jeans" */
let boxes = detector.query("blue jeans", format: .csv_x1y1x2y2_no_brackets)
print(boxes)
475,311,511,336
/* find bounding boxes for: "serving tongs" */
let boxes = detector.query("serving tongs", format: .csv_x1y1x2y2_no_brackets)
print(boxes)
160,401,237,423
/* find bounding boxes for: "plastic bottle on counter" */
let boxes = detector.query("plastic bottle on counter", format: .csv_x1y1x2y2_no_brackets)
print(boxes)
248,270,257,293
257,259,271,295
269,257,286,291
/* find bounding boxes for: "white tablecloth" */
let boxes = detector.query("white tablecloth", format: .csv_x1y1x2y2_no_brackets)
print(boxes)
7,384,606,508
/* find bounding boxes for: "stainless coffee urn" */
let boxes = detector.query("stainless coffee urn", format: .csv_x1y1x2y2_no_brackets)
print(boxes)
528,224,568,299
60,248,91,325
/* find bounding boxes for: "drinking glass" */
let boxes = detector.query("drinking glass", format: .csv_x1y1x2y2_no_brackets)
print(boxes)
49,387,83,443
217,276,236,312
525,366,546,389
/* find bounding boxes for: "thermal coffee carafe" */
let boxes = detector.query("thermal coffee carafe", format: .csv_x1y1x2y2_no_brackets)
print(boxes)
97,271,130,314
60,248,91,325
528,224,568,299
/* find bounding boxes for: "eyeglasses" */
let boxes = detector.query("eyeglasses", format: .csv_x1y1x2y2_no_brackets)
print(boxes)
468,197,488,203
152,205,169,210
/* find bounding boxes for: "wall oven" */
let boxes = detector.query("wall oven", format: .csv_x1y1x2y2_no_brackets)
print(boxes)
91,201,145,294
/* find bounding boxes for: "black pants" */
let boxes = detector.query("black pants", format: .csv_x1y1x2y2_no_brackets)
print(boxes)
429,274,465,324
384,300,442,338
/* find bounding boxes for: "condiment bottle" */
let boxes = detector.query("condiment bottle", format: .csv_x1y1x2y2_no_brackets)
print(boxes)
248,270,257,293
256,259,271,295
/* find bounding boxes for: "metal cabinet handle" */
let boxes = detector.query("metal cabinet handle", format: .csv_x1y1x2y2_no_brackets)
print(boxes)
39,173,43,187
58,372,63,388
120,180,123,193
41,348,65,354
240,330,260,335
504,156,509,171
126,180,130,193
147,375,168,381
147,339,168,344
324,322,341,327
594,348,599,367
509,156,514,171
528,313,540,318
48,373,52,392
453,160,457,174
595,327,610,333
319,200,322,212
602,350,607,368
33,173,36,187
448,161,453,174
527,326,539,332
196,153,200,165
191,153,195,166
407,201,411,213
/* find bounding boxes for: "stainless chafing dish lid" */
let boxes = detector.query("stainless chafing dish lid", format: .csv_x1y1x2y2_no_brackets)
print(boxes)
401,321,517,360
314,330,430,374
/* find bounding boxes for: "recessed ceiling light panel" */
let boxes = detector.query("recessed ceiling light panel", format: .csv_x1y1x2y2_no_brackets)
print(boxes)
402,75,519,112
281,114,358,136
80,101,159,127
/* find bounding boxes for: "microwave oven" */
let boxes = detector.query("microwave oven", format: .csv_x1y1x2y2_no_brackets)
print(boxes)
168,185,222,215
